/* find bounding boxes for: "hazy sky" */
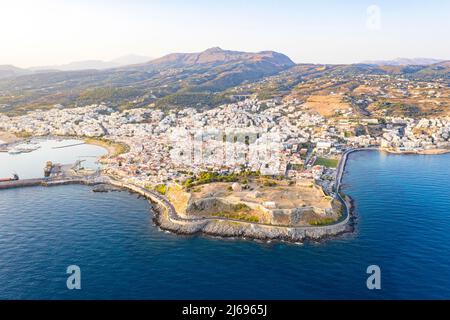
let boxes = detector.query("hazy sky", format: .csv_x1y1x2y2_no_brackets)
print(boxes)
1,0,449,68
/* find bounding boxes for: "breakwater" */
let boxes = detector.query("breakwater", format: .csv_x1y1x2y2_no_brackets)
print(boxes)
0,177,105,190
0,178,45,189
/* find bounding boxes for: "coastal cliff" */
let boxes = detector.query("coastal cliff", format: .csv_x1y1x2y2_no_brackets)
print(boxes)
153,200,353,242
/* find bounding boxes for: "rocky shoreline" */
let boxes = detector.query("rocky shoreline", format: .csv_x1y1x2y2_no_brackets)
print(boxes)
151,202,355,243
0,172,355,244
109,180,356,243
32,178,352,243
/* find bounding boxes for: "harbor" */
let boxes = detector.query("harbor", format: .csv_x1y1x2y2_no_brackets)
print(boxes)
0,136,355,242
0,138,107,180
0,159,104,190
1,139,86,155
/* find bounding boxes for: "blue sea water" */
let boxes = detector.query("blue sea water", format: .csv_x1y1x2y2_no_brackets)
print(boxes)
0,150,449,299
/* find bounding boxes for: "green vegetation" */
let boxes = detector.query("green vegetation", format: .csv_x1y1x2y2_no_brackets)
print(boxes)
212,212,259,222
14,130,33,138
181,170,285,190
184,172,238,188
154,184,167,195
233,203,250,211
211,202,259,222
261,179,277,187
289,163,304,171
315,157,338,168
183,170,261,189
309,217,336,226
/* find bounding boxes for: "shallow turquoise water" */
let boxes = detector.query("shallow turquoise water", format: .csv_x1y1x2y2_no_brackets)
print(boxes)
0,151,449,299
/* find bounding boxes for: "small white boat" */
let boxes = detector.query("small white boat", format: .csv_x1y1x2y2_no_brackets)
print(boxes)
8,148,22,155
8,143,41,154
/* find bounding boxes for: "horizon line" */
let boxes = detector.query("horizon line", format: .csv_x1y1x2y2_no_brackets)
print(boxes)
1,47,448,70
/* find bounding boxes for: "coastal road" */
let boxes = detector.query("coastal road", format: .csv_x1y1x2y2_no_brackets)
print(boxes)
333,147,379,223
335,147,379,192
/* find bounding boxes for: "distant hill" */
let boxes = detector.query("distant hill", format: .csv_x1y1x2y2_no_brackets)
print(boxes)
125,47,296,90
361,57,444,66
29,60,121,72
141,47,294,70
321,61,450,80
0,47,295,113
29,54,152,72
413,60,450,77
0,49,447,115
0,65,31,79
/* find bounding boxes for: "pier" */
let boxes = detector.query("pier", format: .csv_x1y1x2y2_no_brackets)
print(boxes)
0,177,105,190
0,178,45,190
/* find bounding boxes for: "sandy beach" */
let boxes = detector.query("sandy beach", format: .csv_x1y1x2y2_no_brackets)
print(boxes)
83,137,129,159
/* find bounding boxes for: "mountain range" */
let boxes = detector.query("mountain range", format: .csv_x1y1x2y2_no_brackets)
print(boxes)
0,48,448,114
28,54,152,72
137,47,294,69
0,54,152,79
0,47,296,112
0,65,31,79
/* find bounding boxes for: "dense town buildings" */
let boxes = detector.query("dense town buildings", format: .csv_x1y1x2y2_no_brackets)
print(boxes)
1,98,449,193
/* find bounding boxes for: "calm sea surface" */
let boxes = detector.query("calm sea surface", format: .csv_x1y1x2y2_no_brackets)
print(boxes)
0,138,107,179
0,148,449,299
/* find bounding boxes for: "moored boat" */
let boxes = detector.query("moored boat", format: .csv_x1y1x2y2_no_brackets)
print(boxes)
7,143,41,154
0,173,19,182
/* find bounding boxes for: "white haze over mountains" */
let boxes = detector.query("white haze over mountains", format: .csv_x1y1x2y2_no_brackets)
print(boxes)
361,58,445,66
28,54,153,71
0,54,153,79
